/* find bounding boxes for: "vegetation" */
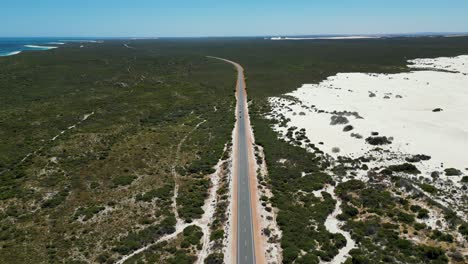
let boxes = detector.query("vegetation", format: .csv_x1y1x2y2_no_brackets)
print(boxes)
112,175,137,187
336,180,451,263
386,163,421,175
251,103,343,263
365,136,392,145
3,36,468,263
73,205,105,221
122,225,203,264
233,36,468,263
444,168,462,176
0,40,235,263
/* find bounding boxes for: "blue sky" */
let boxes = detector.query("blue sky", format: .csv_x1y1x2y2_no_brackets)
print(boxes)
2,0,468,37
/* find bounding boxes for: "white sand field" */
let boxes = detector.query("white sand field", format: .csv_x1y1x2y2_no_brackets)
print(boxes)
24,45,58,50
271,36,379,41
269,55,468,220
270,55,468,179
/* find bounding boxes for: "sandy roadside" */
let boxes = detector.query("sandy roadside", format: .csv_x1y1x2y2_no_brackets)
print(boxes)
231,83,239,264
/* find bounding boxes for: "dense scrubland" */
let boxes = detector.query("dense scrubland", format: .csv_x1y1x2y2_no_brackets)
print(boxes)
0,41,235,263
1,36,468,263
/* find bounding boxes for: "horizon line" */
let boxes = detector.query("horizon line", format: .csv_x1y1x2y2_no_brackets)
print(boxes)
1,31,468,39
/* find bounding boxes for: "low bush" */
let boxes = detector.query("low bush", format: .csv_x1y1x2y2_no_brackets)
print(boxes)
112,175,136,187
330,115,349,125
343,125,354,132
74,206,105,221
42,189,69,208
444,168,462,176
387,163,421,175
204,253,224,264
420,183,437,194
365,136,391,145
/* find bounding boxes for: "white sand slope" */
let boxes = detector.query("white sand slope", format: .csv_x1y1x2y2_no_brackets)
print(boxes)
0,51,22,57
269,55,468,220
24,45,58,50
270,36,379,40
271,55,468,176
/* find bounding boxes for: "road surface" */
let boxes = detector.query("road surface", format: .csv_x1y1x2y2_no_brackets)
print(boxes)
234,62,256,264
207,56,264,264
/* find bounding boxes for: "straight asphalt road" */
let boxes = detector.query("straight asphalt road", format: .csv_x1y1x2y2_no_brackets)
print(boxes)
207,56,260,264
235,67,256,264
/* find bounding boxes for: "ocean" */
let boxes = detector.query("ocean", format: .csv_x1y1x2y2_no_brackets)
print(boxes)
0,37,102,57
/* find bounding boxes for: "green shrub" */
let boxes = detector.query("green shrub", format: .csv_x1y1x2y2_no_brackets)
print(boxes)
135,185,172,202
417,208,429,219
74,206,105,221
112,175,136,187
420,183,437,194
397,211,415,224
387,163,420,175
365,136,391,146
42,189,69,208
431,230,454,243
204,253,224,264
418,245,447,261
210,229,224,241
444,168,462,176
459,223,468,239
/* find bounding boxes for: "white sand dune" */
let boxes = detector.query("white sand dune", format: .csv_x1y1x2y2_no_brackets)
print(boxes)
270,56,468,177
271,36,379,40
24,45,58,50
269,55,468,221
0,51,22,57
59,39,102,43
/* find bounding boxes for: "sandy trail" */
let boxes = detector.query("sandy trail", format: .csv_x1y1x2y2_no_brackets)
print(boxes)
322,186,356,264
0,112,95,176
116,148,226,264
117,120,231,264
171,120,206,227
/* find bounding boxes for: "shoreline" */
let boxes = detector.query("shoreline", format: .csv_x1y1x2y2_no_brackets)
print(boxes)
0,51,22,57
24,44,58,49
0,39,102,58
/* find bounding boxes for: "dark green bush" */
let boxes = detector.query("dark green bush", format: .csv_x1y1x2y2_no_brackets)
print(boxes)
204,253,224,264
112,175,136,187
444,168,462,176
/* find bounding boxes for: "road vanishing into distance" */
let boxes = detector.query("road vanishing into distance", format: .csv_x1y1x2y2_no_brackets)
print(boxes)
207,57,263,264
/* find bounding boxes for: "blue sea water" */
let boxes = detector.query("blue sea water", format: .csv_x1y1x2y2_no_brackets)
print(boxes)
0,37,103,57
